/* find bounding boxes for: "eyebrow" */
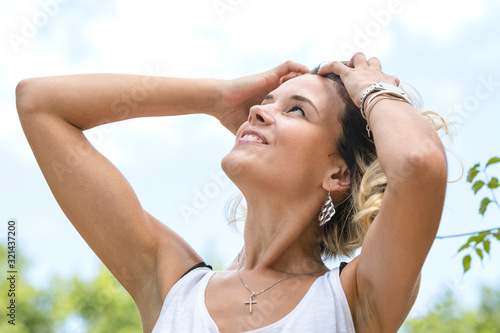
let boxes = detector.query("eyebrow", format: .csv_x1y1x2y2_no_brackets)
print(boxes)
264,94,319,115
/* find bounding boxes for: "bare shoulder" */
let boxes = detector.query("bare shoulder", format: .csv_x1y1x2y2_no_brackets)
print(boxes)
340,257,383,332
134,214,204,332
143,213,204,299
339,256,421,333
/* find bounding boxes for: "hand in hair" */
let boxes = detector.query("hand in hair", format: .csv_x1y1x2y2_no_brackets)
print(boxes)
216,60,309,134
318,52,400,108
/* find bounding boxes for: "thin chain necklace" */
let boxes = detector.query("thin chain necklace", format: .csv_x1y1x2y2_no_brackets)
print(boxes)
236,252,325,314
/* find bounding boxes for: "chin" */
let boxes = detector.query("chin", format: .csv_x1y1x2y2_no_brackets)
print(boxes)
221,150,245,182
221,146,293,193
221,147,267,189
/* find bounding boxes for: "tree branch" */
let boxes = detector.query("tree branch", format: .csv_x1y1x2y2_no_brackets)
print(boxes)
436,227,500,239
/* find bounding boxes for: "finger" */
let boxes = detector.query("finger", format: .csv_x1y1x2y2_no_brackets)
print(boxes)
318,61,349,75
274,60,309,78
340,60,353,68
317,61,335,75
317,61,350,77
351,52,368,68
279,72,302,84
367,56,382,70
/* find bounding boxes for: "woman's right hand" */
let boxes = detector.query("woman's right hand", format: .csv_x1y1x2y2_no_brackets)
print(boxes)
216,61,309,134
317,53,400,109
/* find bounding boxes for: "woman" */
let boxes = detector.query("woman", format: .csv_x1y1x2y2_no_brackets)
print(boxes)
16,52,448,332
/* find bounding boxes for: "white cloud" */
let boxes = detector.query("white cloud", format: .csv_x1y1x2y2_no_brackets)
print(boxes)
211,0,393,61
400,0,485,37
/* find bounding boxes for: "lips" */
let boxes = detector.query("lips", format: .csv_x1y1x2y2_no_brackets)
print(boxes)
238,128,268,145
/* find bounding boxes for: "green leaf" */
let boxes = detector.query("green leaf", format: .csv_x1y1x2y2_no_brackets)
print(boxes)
479,197,492,215
486,157,500,168
478,231,490,242
494,232,500,241
472,180,485,194
463,235,477,248
484,240,491,254
487,177,499,189
468,233,487,245
475,248,484,260
458,242,470,253
467,163,480,183
463,255,472,273
469,235,480,245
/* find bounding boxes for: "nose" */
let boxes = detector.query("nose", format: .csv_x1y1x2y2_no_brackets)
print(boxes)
248,105,274,126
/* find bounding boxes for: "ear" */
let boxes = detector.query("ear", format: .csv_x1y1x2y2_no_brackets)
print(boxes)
322,161,350,193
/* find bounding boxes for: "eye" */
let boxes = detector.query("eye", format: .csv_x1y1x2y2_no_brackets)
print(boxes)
288,105,306,117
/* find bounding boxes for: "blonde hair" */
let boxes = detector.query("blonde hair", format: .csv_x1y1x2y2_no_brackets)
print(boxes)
318,78,450,259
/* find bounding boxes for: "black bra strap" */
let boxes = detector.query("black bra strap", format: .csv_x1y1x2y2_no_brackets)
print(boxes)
179,261,213,280
339,261,348,276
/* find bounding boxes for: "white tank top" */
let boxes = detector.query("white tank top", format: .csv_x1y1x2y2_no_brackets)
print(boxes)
152,266,355,332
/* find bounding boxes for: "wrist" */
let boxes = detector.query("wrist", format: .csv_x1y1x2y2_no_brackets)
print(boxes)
359,83,412,137
359,82,410,118
209,78,225,119
181,78,222,117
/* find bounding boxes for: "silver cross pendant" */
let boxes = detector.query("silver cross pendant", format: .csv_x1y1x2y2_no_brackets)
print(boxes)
244,292,257,313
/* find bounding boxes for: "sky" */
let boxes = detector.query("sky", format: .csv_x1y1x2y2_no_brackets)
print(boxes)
1,0,500,329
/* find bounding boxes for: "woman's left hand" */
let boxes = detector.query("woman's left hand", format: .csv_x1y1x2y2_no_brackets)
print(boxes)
318,52,400,108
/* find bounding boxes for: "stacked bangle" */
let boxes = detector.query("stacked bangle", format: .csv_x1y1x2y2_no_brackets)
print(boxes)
358,83,412,137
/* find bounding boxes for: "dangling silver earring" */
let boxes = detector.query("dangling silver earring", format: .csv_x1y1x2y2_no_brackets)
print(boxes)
319,192,335,227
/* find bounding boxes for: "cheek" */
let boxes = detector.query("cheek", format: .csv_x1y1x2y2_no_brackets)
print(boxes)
277,132,332,171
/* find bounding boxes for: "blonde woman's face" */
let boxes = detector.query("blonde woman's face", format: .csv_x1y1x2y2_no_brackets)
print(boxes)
222,74,344,195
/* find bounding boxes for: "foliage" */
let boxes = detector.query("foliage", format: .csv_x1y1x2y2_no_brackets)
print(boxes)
403,284,500,332
52,267,142,333
0,245,141,332
458,157,500,273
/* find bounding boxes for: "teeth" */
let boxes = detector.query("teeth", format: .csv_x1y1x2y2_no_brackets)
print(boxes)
242,134,264,143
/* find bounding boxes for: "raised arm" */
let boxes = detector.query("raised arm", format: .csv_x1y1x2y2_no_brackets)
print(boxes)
320,53,447,332
15,74,222,329
16,61,308,330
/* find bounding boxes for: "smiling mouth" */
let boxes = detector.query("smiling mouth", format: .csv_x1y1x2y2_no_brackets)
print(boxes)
240,134,265,144
238,128,268,145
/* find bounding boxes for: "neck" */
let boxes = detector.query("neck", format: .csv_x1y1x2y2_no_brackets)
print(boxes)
238,190,324,274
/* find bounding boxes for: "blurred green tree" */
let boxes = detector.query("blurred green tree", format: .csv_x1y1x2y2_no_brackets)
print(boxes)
52,266,142,332
403,284,500,332
0,245,141,332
